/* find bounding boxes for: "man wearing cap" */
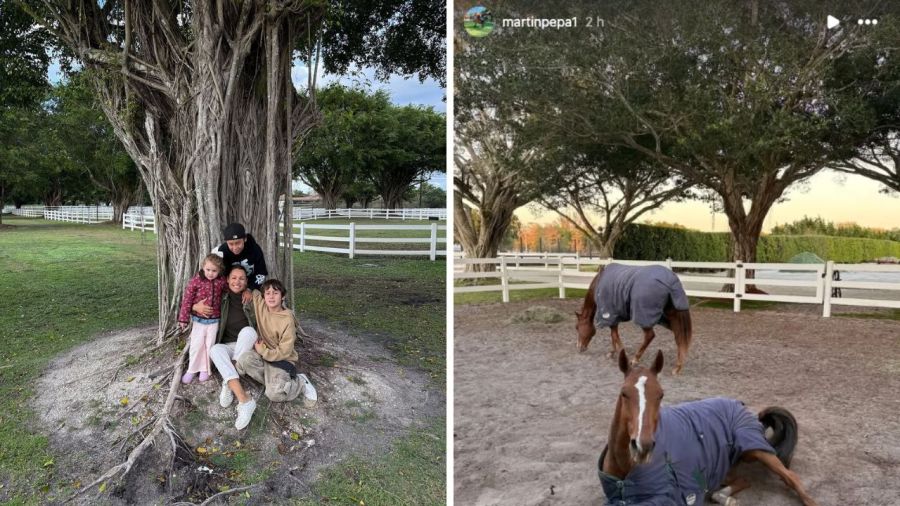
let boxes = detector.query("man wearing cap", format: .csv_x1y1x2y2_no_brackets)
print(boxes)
212,222,269,290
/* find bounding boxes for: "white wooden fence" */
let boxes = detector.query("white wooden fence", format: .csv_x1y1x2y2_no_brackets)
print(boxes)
122,212,157,232
454,256,900,317
294,208,447,221
12,205,153,223
284,222,447,260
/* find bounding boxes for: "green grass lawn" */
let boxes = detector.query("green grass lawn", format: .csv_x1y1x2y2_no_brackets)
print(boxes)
296,418,445,506
295,251,446,381
0,216,445,504
0,217,159,502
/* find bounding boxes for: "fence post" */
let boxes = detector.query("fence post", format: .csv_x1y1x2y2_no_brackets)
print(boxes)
558,260,566,299
348,222,356,259
733,261,743,313
139,213,144,231
429,222,438,261
299,222,306,252
823,261,834,317
666,257,673,269
501,257,509,303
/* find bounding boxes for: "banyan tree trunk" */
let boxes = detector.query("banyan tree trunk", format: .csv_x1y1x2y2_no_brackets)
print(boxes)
46,2,325,343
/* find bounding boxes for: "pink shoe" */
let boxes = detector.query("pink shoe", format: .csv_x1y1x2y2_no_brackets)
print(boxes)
181,372,195,384
198,372,210,382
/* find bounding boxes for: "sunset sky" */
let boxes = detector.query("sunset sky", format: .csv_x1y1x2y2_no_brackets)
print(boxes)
515,169,900,232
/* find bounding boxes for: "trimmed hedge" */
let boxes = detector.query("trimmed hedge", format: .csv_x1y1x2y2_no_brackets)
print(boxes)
614,224,900,262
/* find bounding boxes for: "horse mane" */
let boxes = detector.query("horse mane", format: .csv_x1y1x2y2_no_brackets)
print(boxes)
578,265,604,321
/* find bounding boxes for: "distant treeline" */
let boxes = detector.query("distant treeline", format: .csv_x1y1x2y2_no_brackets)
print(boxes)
510,218,900,263
616,224,900,263
770,216,900,243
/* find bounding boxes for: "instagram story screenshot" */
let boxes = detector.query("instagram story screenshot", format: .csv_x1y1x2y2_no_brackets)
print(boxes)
453,1,900,505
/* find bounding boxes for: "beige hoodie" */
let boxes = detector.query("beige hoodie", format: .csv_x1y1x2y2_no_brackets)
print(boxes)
252,290,299,364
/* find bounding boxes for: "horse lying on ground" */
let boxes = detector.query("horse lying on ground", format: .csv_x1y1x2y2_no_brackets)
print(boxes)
576,263,693,374
598,350,818,506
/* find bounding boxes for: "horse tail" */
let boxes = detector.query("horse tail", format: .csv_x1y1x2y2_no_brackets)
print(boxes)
676,308,692,347
758,406,798,469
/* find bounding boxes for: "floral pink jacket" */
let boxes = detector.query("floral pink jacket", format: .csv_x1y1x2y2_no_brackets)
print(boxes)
178,272,228,323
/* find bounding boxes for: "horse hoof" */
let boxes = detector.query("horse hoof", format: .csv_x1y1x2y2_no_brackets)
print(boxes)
671,367,682,376
606,351,616,359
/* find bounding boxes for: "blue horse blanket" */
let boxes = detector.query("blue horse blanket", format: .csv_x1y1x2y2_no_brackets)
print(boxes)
598,398,775,506
594,264,690,329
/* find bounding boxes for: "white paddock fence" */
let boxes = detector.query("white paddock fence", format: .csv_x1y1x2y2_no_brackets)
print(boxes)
122,212,157,232
454,256,900,317
12,205,153,223
293,208,447,221
283,222,447,260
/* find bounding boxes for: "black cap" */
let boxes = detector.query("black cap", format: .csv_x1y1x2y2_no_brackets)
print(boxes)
223,223,246,240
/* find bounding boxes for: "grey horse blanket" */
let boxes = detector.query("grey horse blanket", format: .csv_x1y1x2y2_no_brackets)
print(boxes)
593,264,690,329
598,398,776,506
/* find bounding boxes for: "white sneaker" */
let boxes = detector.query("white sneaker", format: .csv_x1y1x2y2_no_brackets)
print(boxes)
235,399,256,430
219,382,234,408
299,374,317,408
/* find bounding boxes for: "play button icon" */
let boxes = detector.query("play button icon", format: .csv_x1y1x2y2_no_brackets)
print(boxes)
827,15,840,29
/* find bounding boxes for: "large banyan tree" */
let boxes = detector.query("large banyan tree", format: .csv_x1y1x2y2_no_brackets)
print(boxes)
22,0,445,342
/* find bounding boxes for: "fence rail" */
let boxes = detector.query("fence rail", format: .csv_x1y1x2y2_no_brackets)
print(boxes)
284,222,447,260
454,256,900,316
122,212,157,232
11,205,153,223
294,208,447,221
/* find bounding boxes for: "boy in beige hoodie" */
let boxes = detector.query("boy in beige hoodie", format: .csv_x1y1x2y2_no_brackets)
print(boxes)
235,279,316,405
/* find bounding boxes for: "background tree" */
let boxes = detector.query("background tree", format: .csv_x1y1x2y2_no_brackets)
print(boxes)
364,104,445,208
294,85,387,209
22,0,445,340
0,0,51,223
411,182,446,208
529,0,893,282
341,179,378,208
453,3,548,263
522,143,693,259
51,72,142,222
829,14,900,193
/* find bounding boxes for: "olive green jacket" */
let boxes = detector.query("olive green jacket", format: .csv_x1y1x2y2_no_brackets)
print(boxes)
216,292,257,344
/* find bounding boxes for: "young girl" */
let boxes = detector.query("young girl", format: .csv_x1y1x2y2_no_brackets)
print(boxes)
178,254,228,383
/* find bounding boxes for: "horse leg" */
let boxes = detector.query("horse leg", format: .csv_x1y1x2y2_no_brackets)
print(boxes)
668,308,690,375
742,450,818,506
631,328,656,365
607,325,624,359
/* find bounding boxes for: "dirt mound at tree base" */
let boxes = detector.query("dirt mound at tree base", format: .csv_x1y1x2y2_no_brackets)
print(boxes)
32,320,443,504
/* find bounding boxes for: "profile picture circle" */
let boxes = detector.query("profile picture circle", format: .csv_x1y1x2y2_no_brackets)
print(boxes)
464,6,495,38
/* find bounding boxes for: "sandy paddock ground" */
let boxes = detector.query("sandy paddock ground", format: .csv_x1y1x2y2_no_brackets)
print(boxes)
454,299,900,505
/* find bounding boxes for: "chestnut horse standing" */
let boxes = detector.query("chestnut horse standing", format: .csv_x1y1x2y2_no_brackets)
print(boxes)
599,350,818,506
576,264,692,374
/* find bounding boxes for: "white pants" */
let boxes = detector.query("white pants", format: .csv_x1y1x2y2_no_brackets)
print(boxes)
209,327,257,381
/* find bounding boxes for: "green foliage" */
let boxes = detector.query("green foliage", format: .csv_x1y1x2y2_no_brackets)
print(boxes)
294,85,444,210
615,223,900,262
616,224,731,262
771,216,900,242
294,85,393,208
318,0,446,86
403,182,446,209
48,71,141,211
0,2,51,108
